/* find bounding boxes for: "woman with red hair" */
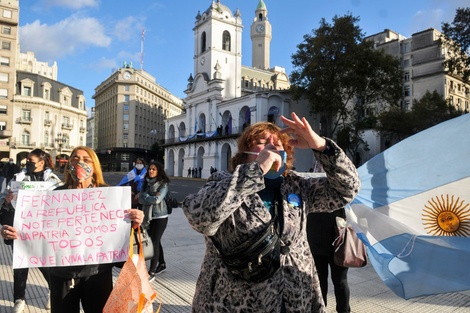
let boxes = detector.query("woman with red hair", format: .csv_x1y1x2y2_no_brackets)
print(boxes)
183,112,360,312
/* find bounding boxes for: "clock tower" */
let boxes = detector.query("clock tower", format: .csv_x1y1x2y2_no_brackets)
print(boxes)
250,0,272,70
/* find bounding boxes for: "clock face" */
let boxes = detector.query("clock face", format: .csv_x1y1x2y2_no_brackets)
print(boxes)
123,71,131,80
256,24,265,33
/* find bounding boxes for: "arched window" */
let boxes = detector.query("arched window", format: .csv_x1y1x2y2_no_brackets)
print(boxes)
222,31,231,51
201,32,206,53
258,13,263,21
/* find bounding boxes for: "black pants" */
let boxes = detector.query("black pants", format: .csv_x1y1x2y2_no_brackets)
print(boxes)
148,217,168,273
313,254,350,313
11,244,50,301
49,269,113,313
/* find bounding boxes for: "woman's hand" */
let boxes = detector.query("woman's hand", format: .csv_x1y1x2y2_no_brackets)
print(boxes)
126,209,144,229
1,225,18,240
280,112,327,151
256,143,283,174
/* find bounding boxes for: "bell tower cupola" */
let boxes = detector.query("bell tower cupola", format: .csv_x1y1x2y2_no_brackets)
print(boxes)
250,0,272,70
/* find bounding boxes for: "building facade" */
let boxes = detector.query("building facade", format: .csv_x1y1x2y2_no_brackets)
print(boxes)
360,28,470,161
164,0,319,179
0,0,18,161
93,65,183,172
11,71,87,167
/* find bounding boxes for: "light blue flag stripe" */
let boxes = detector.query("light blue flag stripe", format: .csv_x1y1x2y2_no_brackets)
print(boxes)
348,113,470,299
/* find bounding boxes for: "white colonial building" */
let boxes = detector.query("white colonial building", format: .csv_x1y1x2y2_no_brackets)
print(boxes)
163,0,316,178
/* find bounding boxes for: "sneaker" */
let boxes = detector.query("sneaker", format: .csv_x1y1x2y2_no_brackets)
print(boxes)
155,263,166,274
148,271,156,283
13,299,25,313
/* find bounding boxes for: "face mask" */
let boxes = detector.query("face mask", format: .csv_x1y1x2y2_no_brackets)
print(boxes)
69,161,93,182
264,150,287,180
25,161,37,175
9,161,13,164
135,164,144,170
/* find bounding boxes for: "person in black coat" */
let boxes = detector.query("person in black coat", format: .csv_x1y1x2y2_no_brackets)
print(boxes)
307,207,351,313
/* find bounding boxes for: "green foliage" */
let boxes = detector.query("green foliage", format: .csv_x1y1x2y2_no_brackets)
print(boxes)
441,8,470,81
290,13,402,158
378,91,461,146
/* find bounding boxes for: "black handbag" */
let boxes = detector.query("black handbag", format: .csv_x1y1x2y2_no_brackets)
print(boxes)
211,198,282,283
133,226,154,261
218,219,281,283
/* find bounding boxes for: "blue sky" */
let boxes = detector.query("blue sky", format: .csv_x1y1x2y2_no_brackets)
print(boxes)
19,0,467,115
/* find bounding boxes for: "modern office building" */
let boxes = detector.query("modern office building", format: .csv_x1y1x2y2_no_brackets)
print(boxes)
93,64,184,172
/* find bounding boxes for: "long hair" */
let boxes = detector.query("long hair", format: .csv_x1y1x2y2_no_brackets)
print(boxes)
63,146,107,187
231,122,294,173
28,148,54,170
142,161,170,189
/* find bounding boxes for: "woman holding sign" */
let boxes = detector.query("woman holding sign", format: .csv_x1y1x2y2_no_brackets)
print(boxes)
46,146,143,313
0,148,62,312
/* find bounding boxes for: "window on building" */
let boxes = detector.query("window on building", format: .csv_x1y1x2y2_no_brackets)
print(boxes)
201,32,206,53
0,121,5,130
124,95,130,102
404,85,411,97
123,104,129,111
0,56,9,66
123,114,129,121
45,111,49,121
121,153,130,161
403,59,410,67
404,72,410,82
22,110,31,121
2,26,11,35
44,131,49,146
1,41,11,50
0,89,6,98
3,9,12,18
23,86,32,96
222,31,231,51
63,116,70,125
0,104,6,114
44,89,49,100
404,100,411,111
123,133,128,140
124,85,130,91
0,72,7,82
22,131,30,145
123,123,129,130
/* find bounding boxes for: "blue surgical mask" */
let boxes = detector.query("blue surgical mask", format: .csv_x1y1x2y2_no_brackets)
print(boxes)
264,150,287,180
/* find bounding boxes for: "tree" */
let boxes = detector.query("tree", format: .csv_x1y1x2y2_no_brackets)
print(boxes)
441,7,470,81
378,91,460,146
290,14,402,162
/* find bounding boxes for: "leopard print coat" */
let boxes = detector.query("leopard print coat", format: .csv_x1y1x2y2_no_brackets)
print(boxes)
183,141,360,312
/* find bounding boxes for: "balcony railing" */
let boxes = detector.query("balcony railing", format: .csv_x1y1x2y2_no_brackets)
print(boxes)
44,119,52,126
16,117,33,124
164,125,245,145
79,127,86,133
62,123,73,130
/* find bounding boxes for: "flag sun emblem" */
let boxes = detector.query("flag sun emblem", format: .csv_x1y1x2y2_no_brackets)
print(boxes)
422,194,470,236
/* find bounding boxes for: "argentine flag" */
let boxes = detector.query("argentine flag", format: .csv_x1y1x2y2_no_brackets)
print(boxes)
347,113,470,299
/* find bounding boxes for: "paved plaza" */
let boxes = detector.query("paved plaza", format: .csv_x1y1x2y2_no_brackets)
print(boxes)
1,177,470,312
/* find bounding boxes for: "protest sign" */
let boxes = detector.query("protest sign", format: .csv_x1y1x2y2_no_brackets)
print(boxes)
12,186,132,269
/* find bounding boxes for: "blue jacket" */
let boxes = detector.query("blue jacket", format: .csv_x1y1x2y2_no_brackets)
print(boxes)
139,178,168,227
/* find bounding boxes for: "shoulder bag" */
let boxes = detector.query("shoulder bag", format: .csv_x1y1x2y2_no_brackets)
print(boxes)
133,226,154,261
211,199,282,283
333,216,367,268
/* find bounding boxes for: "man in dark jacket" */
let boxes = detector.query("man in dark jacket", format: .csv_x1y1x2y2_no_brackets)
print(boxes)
3,158,20,185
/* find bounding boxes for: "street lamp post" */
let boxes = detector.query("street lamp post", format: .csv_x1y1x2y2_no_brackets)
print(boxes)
55,133,66,171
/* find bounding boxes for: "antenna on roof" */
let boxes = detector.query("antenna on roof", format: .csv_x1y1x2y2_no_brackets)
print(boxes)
140,29,145,70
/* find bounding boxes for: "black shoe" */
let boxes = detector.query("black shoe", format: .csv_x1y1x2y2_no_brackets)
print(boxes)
155,263,166,274
148,271,156,282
